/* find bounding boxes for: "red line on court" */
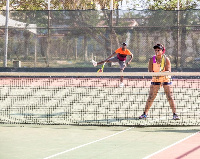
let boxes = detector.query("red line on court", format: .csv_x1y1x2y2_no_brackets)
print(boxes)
149,132,200,159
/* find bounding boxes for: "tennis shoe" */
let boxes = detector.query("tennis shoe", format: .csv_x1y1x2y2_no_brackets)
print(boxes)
139,113,147,119
119,82,124,87
91,60,97,67
173,113,180,120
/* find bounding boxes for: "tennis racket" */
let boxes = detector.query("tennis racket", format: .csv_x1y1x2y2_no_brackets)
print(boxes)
160,55,166,72
97,62,106,72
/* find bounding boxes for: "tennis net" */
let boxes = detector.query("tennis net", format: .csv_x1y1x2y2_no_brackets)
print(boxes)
0,72,199,126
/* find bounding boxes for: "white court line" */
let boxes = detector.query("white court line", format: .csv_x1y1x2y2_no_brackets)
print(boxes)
43,127,133,159
143,131,200,159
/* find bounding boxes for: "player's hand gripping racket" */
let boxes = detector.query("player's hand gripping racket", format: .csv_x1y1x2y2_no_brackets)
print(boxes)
97,62,106,72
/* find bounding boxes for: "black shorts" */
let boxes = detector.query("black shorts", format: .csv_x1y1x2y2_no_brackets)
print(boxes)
151,82,172,85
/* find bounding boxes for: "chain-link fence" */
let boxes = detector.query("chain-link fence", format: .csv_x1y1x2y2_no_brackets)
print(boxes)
0,9,200,68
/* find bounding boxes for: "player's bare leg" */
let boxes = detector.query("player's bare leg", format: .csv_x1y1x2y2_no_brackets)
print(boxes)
119,68,124,87
139,85,160,119
144,85,160,113
163,85,180,120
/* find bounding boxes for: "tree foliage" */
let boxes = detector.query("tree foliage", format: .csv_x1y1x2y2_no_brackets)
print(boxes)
147,0,198,10
0,0,199,10
0,0,123,10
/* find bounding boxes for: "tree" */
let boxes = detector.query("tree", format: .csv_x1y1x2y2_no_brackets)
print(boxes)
147,0,198,10
146,0,199,68
0,0,123,10
1,0,199,68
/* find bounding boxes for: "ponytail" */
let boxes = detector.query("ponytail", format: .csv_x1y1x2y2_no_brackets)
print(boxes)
162,46,165,54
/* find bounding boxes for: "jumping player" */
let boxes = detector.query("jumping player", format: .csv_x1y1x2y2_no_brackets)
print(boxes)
92,42,133,87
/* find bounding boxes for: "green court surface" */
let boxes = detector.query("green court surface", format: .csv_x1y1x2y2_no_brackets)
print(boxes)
0,124,199,159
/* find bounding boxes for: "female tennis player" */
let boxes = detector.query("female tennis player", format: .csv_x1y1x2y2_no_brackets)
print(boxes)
139,44,180,120
91,42,133,87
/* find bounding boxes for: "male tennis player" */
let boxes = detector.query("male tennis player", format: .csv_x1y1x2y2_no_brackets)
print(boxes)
92,42,133,87
139,44,180,120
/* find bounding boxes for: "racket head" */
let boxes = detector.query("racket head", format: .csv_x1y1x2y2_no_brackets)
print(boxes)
97,62,106,72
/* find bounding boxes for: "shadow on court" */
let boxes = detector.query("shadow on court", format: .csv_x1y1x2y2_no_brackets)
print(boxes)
141,128,199,134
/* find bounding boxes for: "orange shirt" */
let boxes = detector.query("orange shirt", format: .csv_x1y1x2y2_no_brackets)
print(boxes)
153,62,165,72
151,55,171,83
115,48,132,55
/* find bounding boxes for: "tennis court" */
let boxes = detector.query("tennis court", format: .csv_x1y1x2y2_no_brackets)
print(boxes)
1,3,200,159
0,124,199,159
0,72,200,159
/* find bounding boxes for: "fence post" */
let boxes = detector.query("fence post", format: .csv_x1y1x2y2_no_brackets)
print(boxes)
177,0,180,68
4,0,10,67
